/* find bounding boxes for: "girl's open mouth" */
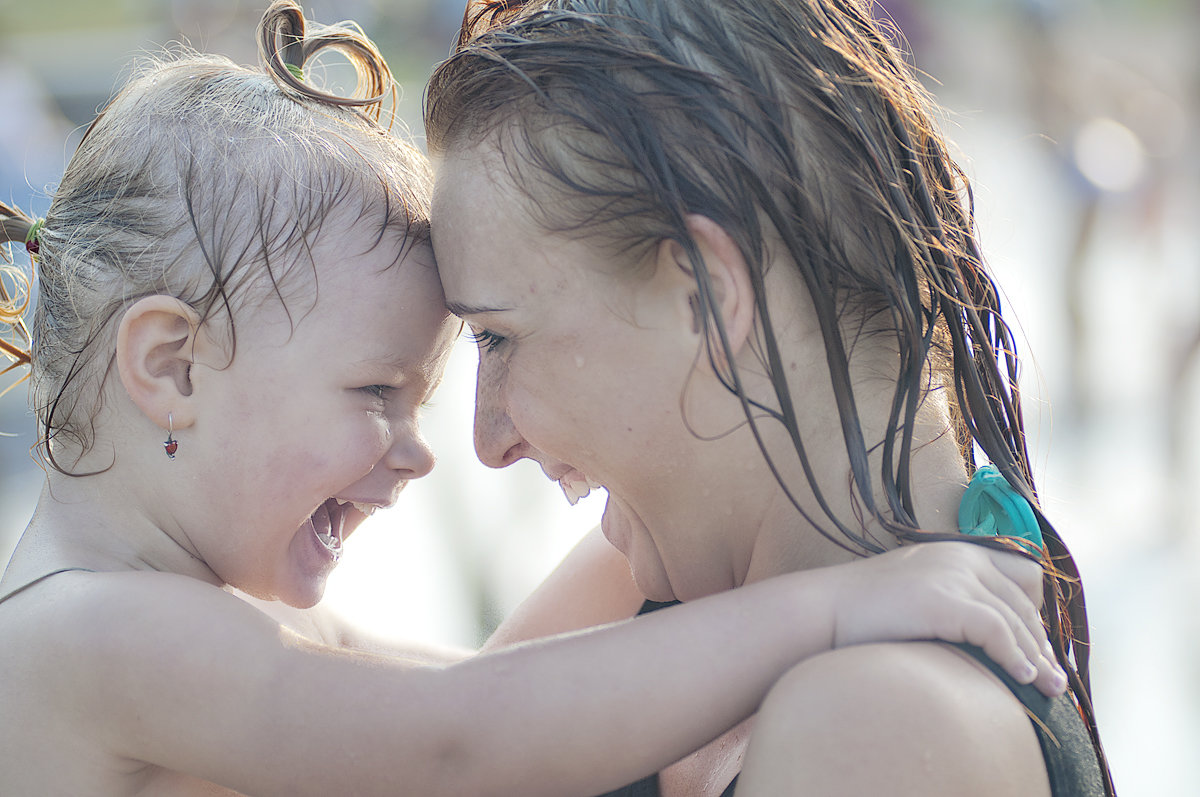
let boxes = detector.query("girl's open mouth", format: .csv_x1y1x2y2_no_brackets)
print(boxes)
310,498,346,559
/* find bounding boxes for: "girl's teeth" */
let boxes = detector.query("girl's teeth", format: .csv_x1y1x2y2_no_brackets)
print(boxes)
333,497,377,516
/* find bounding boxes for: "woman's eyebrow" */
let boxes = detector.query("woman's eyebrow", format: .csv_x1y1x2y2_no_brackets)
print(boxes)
445,300,509,317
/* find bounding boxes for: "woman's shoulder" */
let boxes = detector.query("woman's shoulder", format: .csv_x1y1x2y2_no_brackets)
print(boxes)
737,640,1051,796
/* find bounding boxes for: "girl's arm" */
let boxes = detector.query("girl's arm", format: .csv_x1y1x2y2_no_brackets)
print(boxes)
233,589,473,665
47,541,1060,797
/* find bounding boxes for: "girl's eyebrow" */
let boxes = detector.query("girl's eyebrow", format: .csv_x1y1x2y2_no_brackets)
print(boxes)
445,301,509,317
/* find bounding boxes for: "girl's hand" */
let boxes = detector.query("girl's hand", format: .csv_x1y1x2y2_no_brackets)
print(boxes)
827,542,1067,696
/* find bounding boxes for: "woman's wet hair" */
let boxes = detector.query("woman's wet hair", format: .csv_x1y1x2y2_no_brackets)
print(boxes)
426,1,1111,788
0,0,430,475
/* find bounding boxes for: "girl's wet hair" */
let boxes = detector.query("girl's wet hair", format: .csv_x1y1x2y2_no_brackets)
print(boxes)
426,1,1111,788
0,0,430,475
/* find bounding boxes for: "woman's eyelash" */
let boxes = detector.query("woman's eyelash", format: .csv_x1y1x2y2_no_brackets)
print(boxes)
467,328,507,352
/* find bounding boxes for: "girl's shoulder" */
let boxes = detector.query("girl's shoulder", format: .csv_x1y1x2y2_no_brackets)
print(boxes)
0,567,285,721
739,640,1052,796
0,568,270,794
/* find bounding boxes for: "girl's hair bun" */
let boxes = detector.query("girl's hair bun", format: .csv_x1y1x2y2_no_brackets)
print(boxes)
0,200,34,398
257,0,394,123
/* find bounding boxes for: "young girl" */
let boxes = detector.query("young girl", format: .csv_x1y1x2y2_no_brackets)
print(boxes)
427,0,1113,795
0,2,1063,794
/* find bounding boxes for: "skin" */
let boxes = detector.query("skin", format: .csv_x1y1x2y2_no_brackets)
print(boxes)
431,138,1060,797
0,204,1061,796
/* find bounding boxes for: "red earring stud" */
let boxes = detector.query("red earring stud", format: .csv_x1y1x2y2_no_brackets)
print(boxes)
163,413,178,459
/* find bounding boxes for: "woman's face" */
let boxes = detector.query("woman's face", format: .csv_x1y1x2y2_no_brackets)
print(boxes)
432,143,772,602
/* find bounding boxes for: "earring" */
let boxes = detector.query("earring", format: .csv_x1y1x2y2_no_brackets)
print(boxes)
163,412,178,459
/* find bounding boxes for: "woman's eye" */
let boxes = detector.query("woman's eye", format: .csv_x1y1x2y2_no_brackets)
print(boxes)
467,327,507,353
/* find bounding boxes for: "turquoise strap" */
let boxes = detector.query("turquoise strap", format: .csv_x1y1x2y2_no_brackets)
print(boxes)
958,464,1043,548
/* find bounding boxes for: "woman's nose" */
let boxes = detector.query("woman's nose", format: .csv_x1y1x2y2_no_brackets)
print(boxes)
473,356,526,469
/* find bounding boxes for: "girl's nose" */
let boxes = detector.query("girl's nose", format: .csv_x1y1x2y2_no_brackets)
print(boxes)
385,421,436,480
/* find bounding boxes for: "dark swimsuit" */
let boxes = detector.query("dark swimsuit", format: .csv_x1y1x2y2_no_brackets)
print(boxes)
595,600,1105,797
0,567,96,606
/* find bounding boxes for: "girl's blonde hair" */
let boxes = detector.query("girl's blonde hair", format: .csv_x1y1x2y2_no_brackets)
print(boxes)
0,0,430,474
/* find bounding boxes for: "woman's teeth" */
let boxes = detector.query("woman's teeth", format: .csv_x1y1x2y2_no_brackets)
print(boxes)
559,475,604,506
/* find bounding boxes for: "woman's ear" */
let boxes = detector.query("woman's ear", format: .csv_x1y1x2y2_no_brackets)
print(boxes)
115,296,201,428
655,214,756,362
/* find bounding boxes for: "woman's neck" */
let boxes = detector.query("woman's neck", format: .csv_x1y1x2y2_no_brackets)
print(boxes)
739,360,969,583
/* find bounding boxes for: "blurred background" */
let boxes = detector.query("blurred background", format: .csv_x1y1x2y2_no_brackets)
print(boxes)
1,1,1196,794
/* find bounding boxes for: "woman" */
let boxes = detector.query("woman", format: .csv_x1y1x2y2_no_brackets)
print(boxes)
426,0,1113,794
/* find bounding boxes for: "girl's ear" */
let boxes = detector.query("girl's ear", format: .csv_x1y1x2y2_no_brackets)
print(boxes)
115,296,201,428
654,214,756,362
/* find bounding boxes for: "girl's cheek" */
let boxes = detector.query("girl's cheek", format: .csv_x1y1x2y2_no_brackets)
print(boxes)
359,414,399,463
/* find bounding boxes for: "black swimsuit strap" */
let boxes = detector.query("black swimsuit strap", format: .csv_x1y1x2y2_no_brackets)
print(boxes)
0,567,96,606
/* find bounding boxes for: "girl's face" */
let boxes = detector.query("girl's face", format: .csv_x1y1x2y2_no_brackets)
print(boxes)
432,145,771,602
186,227,458,607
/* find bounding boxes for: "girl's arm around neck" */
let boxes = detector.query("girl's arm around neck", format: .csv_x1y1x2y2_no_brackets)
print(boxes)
52,569,835,797
232,588,473,665
45,542,1056,797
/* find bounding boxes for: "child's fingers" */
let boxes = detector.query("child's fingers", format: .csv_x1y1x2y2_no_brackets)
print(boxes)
972,550,1068,697
955,595,1043,688
975,555,1045,649
981,547,1044,605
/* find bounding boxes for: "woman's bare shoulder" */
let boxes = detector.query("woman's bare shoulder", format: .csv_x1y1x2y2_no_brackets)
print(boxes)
736,641,1051,797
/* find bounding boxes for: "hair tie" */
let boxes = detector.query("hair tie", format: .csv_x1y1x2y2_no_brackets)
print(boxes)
24,218,45,257
958,464,1044,549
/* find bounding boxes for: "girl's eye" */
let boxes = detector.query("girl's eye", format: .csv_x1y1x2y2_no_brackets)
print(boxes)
467,327,507,353
361,385,392,400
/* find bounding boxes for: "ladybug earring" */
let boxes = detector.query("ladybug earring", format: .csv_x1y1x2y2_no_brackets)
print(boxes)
163,412,178,459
